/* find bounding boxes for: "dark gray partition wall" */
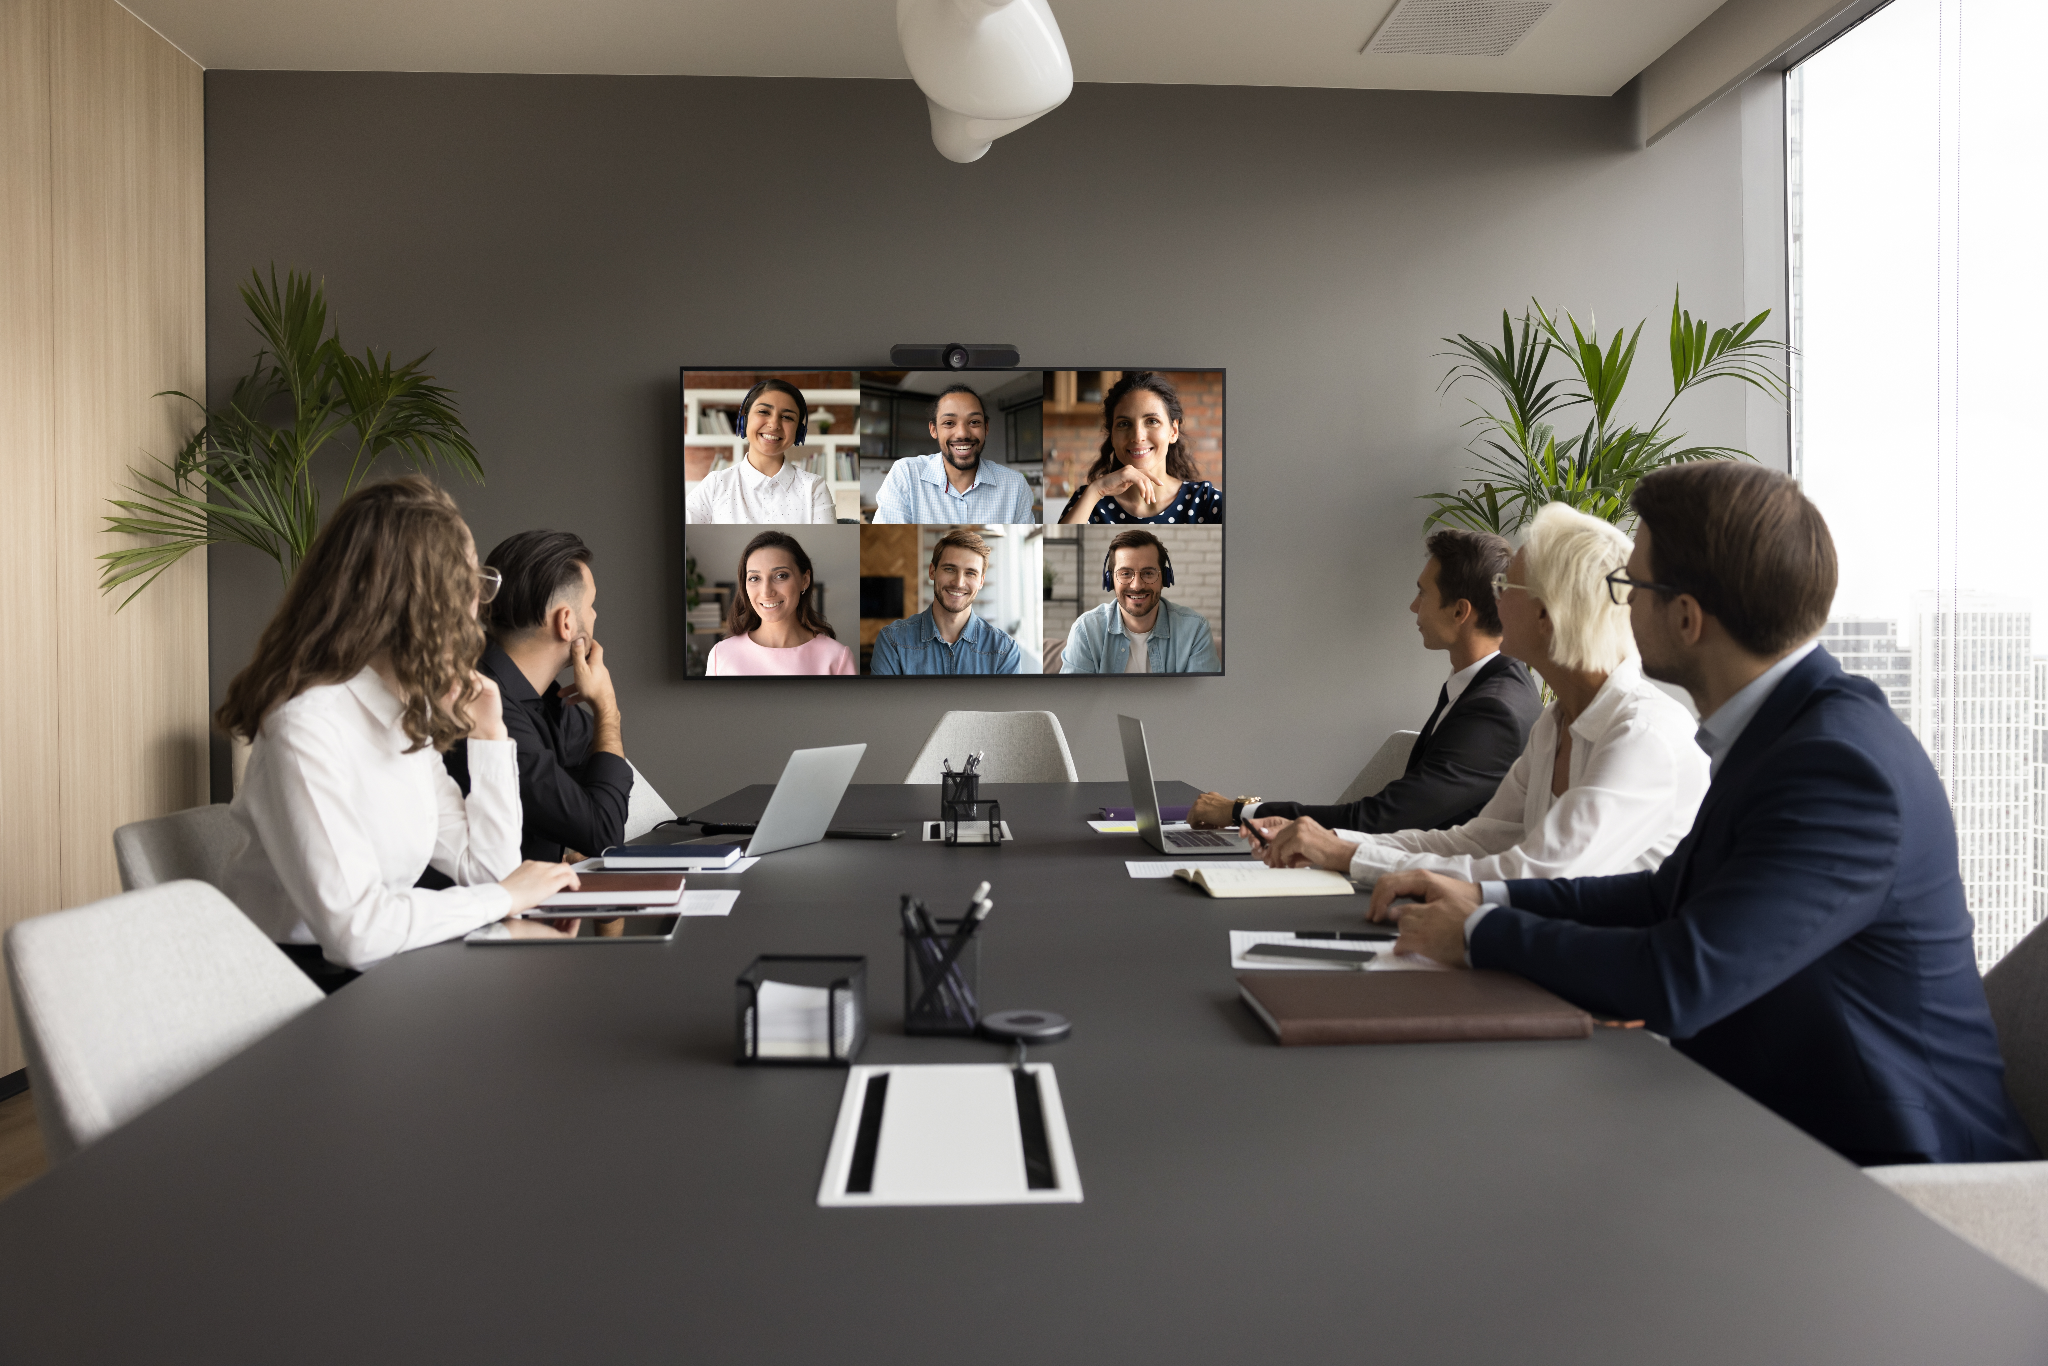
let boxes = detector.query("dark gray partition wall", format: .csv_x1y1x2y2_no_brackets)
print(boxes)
202,71,1786,813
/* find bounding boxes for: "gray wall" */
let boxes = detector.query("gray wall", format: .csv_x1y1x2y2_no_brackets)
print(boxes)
204,71,1785,814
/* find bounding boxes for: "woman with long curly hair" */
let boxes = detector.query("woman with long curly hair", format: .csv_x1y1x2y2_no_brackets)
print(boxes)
1057,371,1223,525
219,477,582,983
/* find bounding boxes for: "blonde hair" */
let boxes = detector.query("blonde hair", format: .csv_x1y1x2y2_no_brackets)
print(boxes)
1521,502,1637,673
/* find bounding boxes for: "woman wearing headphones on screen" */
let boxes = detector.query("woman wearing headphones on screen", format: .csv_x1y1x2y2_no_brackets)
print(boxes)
686,378,837,524
1057,371,1223,525
706,531,858,676
218,477,584,990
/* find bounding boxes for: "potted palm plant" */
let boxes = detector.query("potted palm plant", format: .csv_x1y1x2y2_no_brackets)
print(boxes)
1423,290,1787,533
100,267,482,604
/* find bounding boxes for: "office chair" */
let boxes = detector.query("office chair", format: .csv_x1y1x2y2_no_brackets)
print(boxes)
5,880,322,1161
1334,731,1421,806
904,711,1079,783
112,804,246,892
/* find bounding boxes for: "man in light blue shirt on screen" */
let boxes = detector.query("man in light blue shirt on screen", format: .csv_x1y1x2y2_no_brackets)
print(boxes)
870,527,1024,675
1060,529,1219,674
871,384,1037,524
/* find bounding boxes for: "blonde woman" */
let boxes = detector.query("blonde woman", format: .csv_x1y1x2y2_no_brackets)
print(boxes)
219,477,583,985
1251,502,1708,897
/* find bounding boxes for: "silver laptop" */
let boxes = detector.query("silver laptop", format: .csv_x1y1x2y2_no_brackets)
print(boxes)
1116,715,1252,855
747,743,868,856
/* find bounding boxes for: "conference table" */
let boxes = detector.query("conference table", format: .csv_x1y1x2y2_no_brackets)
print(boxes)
0,781,2045,1363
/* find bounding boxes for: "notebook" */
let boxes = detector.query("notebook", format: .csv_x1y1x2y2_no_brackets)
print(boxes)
599,842,743,870
1236,970,1594,1045
533,872,685,909
1174,866,1355,898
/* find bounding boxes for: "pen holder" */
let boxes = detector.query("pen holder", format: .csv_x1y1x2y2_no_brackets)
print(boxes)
939,771,980,818
903,919,981,1035
736,955,866,1066
943,798,1004,847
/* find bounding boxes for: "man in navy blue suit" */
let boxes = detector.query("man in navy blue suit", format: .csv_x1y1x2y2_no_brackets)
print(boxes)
1372,464,2037,1166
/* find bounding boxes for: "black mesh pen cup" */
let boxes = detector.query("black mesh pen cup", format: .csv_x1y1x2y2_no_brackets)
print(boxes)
736,955,866,1065
903,918,981,1035
939,771,980,818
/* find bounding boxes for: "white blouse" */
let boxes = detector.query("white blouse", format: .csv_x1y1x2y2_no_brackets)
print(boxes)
220,667,523,969
1339,657,1709,886
686,456,835,524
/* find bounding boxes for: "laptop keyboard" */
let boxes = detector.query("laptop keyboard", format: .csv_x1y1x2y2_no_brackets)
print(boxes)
1166,830,1237,848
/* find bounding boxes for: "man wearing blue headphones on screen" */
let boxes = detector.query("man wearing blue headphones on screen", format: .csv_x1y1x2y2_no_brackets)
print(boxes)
1059,529,1219,674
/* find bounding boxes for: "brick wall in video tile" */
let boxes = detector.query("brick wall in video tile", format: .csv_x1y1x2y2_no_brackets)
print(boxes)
1043,525,1223,665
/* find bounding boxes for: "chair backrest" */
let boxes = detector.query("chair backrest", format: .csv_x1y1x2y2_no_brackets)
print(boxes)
903,711,1079,783
5,880,323,1162
1985,918,2048,1151
1334,730,1421,806
623,759,678,842
112,804,246,892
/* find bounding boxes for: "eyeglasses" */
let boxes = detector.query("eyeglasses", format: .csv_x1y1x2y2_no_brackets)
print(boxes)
1489,572,1533,597
477,566,502,604
1113,567,1162,586
1604,567,1681,606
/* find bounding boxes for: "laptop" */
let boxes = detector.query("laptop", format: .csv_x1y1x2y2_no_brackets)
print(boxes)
1116,715,1253,855
743,743,869,856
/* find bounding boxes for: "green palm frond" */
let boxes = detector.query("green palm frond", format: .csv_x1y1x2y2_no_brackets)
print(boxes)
101,266,482,607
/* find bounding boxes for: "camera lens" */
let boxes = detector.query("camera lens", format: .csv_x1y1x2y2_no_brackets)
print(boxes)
944,345,969,370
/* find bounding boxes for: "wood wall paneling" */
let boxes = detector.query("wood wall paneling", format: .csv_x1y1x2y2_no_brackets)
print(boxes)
0,0,207,1075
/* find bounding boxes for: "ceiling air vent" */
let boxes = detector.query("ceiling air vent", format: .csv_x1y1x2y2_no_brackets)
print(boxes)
1362,0,1553,57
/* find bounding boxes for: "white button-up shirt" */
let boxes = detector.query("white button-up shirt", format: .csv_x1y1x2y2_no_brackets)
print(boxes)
1341,657,1709,886
221,667,523,969
686,456,836,524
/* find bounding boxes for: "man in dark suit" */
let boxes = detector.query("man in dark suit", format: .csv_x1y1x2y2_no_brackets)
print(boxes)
1191,528,1541,834
446,530,634,864
1378,466,2036,1165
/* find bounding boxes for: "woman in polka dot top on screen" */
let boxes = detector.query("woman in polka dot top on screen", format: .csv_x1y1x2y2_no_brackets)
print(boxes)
1057,371,1223,526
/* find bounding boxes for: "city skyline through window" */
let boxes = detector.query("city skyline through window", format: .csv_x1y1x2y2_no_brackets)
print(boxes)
1794,0,2048,967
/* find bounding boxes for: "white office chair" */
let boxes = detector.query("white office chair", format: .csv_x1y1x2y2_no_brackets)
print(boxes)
112,803,246,892
1333,730,1420,806
5,880,322,1162
903,711,1079,783
623,759,679,842
1865,915,2048,1291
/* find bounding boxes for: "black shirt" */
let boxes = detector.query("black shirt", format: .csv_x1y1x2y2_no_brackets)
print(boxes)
445,642,635,863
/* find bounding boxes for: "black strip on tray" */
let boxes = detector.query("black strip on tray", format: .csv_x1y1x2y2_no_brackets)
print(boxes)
1014,1068,1057,1190
845,1072,890,1194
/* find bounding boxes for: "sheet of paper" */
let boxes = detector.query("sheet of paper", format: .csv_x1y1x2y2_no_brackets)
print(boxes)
746,979,859,1059
817,1064,1083,1207
1229,929,1450,972
1127,859,1249,879
678,889,740,917
1087,820,1138,833
574,856,760,875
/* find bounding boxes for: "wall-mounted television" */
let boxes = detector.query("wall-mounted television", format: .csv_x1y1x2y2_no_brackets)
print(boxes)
681,367,1223,678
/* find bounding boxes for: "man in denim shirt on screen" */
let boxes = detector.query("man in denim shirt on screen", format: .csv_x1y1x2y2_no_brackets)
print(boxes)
1060,529,1220,674
869,527,1024,675
871,384,1037,525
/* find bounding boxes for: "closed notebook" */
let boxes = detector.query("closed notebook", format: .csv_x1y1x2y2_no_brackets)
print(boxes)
536,872,686,908
1175,866,1354,898
1236,970,1593,1045
600,843,743,870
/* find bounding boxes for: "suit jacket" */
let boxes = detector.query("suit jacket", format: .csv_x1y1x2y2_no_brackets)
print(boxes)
1479,647,2036,1165
445,643,634,863
1260,653,1541,835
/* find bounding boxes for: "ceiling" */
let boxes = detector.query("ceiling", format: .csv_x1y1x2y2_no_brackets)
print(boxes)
125,0,1730,97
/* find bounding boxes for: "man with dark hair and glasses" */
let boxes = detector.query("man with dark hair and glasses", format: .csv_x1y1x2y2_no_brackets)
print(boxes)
1377,465,2036,1167
1059,529,1218,674
872,383,1037,524
446,529,634,869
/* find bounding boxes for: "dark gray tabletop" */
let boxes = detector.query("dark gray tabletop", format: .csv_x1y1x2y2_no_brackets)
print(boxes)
0,781,2044,1363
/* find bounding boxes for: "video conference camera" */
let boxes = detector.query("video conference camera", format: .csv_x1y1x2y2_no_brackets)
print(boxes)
889,343,1022,371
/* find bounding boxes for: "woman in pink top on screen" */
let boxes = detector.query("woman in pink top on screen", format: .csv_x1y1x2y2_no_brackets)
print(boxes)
706,531,857,676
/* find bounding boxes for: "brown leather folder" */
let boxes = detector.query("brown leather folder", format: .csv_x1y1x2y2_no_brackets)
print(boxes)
1236,970,1593,1045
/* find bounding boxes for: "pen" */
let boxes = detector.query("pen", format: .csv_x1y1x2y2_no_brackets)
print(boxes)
910,899,993,1018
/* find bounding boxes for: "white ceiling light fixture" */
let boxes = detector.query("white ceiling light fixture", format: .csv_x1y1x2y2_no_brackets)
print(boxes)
897,0,1074,163
1363,0,1554,57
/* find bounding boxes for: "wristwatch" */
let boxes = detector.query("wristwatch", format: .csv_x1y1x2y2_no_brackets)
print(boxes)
1230,796,1260,826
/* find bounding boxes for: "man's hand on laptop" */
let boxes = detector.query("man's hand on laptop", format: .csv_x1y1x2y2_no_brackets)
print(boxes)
1248,816,1358,873
1370,870,1481,969
1187,791,1234,828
